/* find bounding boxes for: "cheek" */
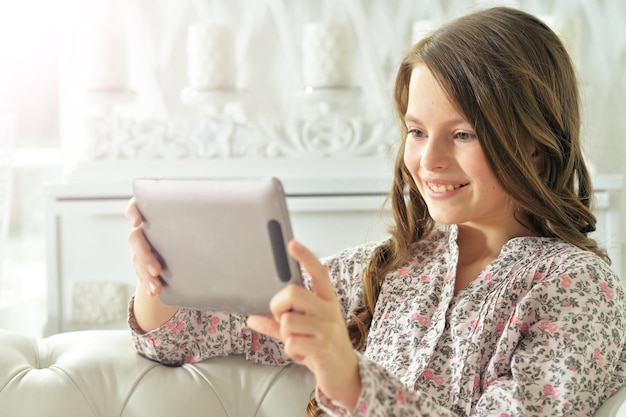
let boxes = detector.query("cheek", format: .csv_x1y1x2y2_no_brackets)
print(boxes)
403,140,420,173
403,144,426,195
479,170,510,200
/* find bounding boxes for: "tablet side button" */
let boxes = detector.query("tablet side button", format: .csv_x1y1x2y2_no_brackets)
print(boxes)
267,220,291,282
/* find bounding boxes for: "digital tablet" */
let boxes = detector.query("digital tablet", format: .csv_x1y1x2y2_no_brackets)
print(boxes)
132,176,303,315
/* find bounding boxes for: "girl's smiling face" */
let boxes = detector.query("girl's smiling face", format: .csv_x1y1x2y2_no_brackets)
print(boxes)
403,64,519,231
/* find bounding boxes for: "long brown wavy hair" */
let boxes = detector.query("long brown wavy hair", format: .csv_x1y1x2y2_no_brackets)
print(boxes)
307,6,607,415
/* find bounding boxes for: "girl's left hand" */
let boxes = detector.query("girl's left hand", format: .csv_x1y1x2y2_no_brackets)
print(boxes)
247,240,362,410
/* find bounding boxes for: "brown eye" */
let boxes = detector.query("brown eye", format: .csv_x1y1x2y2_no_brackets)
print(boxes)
455,131,476,141
408,128,427,139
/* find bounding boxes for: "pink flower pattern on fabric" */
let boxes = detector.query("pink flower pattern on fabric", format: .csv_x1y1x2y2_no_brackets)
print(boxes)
129,225,626,417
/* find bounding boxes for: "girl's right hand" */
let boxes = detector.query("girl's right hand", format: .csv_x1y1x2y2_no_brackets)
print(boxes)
126,197,163,296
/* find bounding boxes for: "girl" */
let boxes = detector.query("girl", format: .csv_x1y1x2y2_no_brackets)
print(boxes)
127,7,626,416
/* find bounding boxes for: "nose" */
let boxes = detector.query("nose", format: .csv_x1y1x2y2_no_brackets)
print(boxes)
420,134,450,171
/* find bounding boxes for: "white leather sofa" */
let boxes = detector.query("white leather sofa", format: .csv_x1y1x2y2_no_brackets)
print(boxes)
1,329,626,417
0,329,315,416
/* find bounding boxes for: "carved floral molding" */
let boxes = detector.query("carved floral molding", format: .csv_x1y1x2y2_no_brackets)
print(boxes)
85,113,396,160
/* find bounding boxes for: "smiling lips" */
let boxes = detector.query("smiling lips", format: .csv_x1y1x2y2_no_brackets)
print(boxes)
426,182,467,193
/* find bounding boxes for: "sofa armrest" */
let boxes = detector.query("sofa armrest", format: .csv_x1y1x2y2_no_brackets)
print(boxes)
0,329,315,417
1,329,623,416
594,385,626,417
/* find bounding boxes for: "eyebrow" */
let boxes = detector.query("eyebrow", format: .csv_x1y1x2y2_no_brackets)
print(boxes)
403,113,472,127
403,113,420,124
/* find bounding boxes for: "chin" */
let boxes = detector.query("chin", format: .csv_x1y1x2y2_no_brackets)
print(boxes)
428,214,460,225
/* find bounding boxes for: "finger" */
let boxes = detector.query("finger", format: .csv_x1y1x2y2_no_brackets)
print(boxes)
128,227,162,295
134,262,162,296
283,333,320,361
283,334,309,363
278,310,321,339
246,315,281,340
128,227,160,273
125,197,142,227
269,283,333,320
277,313,317,363
288,240,336,301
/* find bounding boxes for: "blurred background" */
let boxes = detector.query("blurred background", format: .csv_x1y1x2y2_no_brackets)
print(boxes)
1,0,625,336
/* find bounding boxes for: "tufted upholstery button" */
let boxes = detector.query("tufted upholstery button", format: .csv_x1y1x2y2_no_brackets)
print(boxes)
3,329,625,416
0,329,316,416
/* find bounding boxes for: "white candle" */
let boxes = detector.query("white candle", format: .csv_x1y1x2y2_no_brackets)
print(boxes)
187,23,236,90
302,22,351,89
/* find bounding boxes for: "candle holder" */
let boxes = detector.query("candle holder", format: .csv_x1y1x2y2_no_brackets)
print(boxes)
294,86,360,114
180,87,246,116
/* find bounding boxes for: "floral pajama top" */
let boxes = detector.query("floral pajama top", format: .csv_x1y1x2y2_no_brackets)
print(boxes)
129,224,626,416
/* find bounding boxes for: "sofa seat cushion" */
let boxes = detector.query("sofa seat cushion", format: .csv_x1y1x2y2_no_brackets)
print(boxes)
0,329,315,417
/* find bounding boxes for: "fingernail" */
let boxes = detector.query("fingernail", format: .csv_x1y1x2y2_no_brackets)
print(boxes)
128,211,140,225
147,263,159,276
148,280,158,295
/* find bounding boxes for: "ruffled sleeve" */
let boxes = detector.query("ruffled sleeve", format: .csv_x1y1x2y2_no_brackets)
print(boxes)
128,241,381,366
128,297,290,365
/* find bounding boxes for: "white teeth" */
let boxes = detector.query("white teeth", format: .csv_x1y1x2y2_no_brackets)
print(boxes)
428,183,462,193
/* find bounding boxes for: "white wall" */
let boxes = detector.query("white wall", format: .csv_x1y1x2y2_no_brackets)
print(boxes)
59,0,626,272
0,0,625,337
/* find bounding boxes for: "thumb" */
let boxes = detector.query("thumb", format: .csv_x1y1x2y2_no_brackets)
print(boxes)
288,240,336,301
